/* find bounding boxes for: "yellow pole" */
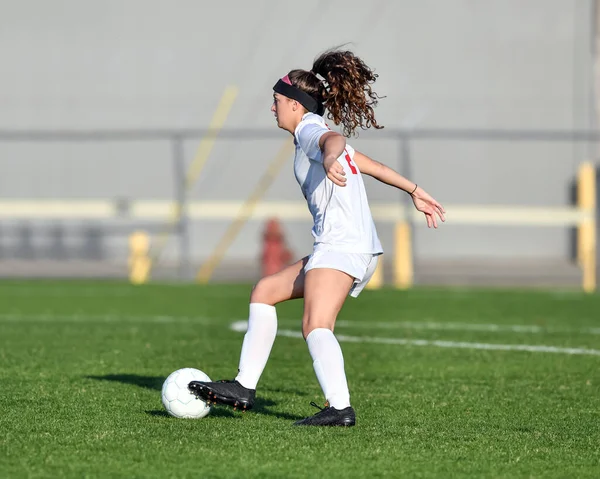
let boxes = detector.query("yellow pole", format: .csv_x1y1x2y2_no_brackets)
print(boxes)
148,86,239,273
394,221,413,289
366,259,384,290
577,162,596,293
128,231,151,284
196,140,295,284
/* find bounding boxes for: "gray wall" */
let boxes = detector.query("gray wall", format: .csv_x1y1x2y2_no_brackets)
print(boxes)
0,0,596,272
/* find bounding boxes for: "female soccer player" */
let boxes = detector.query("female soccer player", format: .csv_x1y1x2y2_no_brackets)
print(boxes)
190,48,445,427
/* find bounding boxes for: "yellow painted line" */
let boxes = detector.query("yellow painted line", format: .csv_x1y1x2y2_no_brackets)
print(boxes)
425,205,593,226
130,201,311,220
196,140,295,283
0,200,116,218
186,85,239,188
370,204,407,221
0,201,593,226
148,85,239,270
186,201,310,220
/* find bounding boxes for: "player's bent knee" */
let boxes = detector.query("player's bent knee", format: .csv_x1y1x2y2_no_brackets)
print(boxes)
250,277,278,306
302,318,334,339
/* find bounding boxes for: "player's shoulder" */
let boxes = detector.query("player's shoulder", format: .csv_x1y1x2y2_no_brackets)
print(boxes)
300,112,326,127
295,113,328,136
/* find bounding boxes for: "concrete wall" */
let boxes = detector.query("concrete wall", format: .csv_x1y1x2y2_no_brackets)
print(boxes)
0,0,596,274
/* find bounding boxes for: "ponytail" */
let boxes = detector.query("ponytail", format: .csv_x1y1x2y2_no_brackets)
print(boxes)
311,49,384,137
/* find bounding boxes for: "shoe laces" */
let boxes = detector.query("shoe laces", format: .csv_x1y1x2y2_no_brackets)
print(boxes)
309,401,329,412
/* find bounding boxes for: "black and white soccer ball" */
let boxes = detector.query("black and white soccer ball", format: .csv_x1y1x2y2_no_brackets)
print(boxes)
161,368,212,419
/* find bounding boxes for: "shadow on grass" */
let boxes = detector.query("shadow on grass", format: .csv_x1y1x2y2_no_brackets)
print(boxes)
147,398,304,421
146,410,170,418
252,398,305,421
146,409,236,418
260,386,311,398
87,374,305,421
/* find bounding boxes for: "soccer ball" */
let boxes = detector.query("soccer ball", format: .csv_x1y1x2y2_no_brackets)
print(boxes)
161,368,212,419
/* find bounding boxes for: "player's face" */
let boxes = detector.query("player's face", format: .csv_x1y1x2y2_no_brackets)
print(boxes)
271,93,295,131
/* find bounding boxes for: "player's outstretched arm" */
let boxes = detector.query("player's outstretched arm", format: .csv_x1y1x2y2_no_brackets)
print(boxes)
354,150,446,229
319,131,348,187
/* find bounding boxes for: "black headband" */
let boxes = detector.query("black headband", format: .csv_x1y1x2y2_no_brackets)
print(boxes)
273,79,325,116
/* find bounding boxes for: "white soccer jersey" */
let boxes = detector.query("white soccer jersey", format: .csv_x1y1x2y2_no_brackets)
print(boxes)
293,113,383,255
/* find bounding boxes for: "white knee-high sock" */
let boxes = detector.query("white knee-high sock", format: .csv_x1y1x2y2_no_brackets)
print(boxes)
234,303,277,390
306,328,351,410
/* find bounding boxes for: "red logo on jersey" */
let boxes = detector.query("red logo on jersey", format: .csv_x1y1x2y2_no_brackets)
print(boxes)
326,123,357,174
344,149,358,175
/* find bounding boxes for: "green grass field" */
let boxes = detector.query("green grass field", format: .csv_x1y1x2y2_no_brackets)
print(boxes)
1,281,599,478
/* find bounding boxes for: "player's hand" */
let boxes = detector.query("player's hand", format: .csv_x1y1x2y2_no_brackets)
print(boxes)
323,155,346,187
411,187,446,228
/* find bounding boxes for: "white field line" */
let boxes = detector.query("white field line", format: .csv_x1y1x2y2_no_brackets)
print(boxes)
0,313,213,324
331,320,600,336
1,313,599,336
2,313,600,356
230,321,600,357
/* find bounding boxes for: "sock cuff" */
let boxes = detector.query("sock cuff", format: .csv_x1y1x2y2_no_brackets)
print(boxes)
249,303,277,317
305,328,333,343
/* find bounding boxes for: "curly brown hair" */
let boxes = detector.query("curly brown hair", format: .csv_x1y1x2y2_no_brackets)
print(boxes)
287,48,384,137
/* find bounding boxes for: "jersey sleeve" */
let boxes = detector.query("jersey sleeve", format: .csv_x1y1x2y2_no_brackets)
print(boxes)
295,121,329,161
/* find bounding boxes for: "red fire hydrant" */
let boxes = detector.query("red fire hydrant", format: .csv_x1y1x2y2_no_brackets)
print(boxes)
261,218,293,277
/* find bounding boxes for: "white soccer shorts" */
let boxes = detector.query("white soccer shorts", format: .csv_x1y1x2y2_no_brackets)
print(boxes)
304,250,380,298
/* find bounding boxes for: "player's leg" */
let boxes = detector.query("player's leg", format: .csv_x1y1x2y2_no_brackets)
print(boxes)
293,267,356,426
233,256,308,390
294,253,378,426
189,257,308,410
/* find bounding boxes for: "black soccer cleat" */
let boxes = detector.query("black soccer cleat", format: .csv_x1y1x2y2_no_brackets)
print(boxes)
293,401,356,427
188,379,256,411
